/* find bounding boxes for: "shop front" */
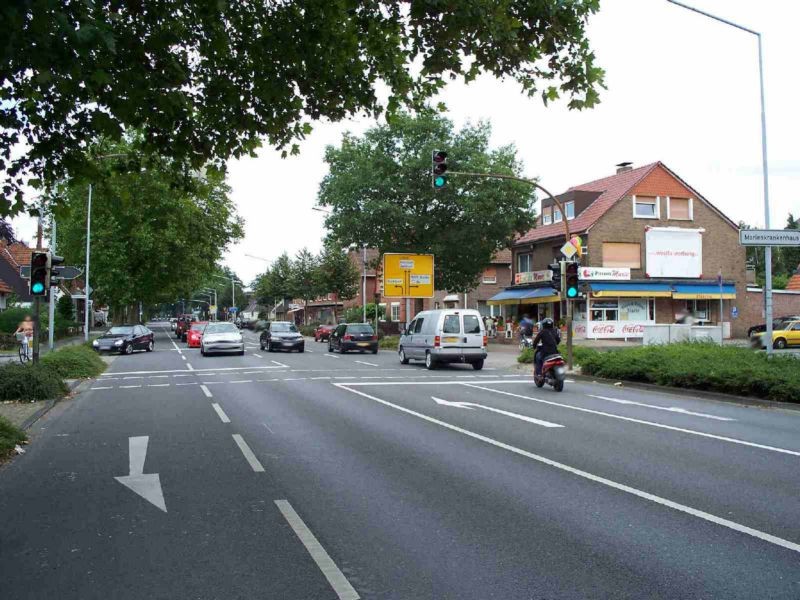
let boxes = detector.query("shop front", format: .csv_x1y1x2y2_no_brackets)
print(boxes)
487,286,561,324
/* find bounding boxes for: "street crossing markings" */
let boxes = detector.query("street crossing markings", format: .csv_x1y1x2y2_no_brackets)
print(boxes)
252,354,263,358
148,384,170,388
186,363,194,371
275,500,360,600
200,384,213,398
335,384,800,556
91,386,113,390
465,385,800,457
229,380,253,384
232,434,265,472
212,403,230,423
119,385,142,389
99,365,285,376
587,394,735,421
271,360,289,368
355,360,379,367
324,354,341,359
432,396,563,428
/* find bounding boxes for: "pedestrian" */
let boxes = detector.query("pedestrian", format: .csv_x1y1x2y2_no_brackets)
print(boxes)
484,315,492,337
15,315,34,360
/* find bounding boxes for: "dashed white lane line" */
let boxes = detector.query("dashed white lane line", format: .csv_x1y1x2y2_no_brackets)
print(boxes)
200,384,213,398
232,434,265,472
587,394,735,421
243,371,263,374
170,338,182,353
176,382,199,386
149,375,169,379
311,376,331,380
465,384,800,457
355,360,379,367
123,376,143,380
148,384,170,388
91,386,112,390
323,353,340,359
262,422,274,434
119,385,142,389
181,355,187,361
186,363,194,371
252,354,263,358
229,380,253,384
271,360,289,368
274,500,360,600
212,403,230,423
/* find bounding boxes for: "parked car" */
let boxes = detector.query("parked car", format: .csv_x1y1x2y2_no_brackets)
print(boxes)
753,320,800,349
186,321,209,348
747,316,800,338
328,323,378,354
260,321,304,352
201,322,245,356
314,324,336,342
398,309,487,370
93,324,154,354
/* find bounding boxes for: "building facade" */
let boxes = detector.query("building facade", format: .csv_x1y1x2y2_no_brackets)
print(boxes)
493,162,750,339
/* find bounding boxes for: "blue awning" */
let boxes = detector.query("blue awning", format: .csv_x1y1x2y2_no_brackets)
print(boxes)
488,287,560,305
673,284,736,299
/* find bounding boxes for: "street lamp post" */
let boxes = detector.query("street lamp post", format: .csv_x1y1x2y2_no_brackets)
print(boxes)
84,184,92,341
666,0,773,355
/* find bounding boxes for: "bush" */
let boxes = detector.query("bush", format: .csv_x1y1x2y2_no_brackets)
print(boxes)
0,307,30,334
379,335,399,349
0,415,27,459
577,342,800,403
40,345,107,379
299,325,316,337
517,347,534,363
517,344,598,365
0,333,16,351
0,363,68,401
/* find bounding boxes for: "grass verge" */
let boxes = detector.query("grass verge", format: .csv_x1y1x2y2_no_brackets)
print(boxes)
0,415,27,460
0,363,69,402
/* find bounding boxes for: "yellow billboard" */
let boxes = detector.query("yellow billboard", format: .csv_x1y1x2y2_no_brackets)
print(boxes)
382,253,435,298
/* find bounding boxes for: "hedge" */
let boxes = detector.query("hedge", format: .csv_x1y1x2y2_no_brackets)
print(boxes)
0,363,68,402
40,345,107,379
577,342,800,403
517,345,597,365
299,325,316,337
0,415,27,460
379,335,399,349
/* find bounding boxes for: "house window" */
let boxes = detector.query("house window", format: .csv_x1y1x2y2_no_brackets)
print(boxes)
668,197,692,220
591,299,619,322
602,242,641,268
553,207,562,223
633,195,660,218
517,253,532,273
482,267,497,284
542,207,552,225
565,201,575,220
391,303,400,322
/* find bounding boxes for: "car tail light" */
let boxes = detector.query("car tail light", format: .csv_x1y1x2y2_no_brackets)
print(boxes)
482,335,487,347
434,335,440,347
343,334,352,341
372,335,378,341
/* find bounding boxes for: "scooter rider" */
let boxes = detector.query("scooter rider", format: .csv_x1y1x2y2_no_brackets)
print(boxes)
533,318,561,377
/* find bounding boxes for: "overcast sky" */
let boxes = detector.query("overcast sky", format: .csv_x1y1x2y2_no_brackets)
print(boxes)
11,0,799,285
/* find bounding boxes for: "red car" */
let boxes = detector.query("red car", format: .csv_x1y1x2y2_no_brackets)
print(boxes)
314,324,336,342
187,321,208,348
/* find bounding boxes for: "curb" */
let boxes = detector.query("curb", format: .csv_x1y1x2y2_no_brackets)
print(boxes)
568,372,800,413
19,379,90,431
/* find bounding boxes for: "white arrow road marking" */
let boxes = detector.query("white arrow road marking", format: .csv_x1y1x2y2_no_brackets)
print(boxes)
432,397,563,428
587,395,735,421
114,436,166,512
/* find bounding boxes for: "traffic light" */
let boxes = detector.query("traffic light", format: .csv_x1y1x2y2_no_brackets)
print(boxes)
432,150,448,189
29,251,50,297
49,254,65,286
549,261,562,295
565,261,580,299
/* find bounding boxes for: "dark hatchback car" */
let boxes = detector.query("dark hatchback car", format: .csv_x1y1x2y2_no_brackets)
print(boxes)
260,321,304,352
328,323,378,354
93,325,154,354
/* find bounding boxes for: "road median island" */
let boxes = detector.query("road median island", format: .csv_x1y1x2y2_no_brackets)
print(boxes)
572,342,800,404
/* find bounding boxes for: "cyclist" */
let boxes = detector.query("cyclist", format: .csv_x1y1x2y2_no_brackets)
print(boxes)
15,315,34,362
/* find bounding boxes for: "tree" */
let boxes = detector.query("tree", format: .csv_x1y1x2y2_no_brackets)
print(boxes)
253,253,295,314
779,213,800,276
0,219,15,243
290,248,322,325
1,1,604,216
316,244,361,322
53,137,243,322
318,112,536,292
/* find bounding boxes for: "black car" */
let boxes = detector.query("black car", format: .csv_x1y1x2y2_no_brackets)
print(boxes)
747,316,800,338
93,324,154,354
328,323,378,354
260,321,304,352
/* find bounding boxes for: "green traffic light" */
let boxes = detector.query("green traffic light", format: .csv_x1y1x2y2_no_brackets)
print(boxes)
434,176,446,188
567,287,578,298
32,282,45,294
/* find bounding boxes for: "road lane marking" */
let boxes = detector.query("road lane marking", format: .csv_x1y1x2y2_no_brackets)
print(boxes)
274,500,360,599
202,381,224,385
123,376,143,379
200,384,213,398
176,382,198,386
91,386,112,390
432,396,563,428
212,403,230,423
340,380,535,386
232,434,265,472
99,366,284,376
324,354,340,359
587,394,735,421
262,422,274,434
355,360,379,367
149,375,169,379
311,376,331,380
170,338,182,354
252,354,263,358
229,380,253,384
335,384,800,556
147,384,170,388
243,371,263,374
271,360,289,367
465,385,800,457
181,355,187,361
186,363,194,371
119,385,142,389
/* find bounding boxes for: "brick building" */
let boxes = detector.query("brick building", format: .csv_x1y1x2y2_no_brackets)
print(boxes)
0,241,34,309
492,162,752,338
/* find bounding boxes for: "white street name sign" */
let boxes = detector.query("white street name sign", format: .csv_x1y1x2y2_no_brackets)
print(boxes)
739,229,800,247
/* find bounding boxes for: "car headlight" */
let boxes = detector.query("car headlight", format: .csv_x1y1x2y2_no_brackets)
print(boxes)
92,340,99,347
114,340,123,346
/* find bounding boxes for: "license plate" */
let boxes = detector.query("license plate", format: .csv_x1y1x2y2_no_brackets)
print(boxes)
443,336,459,343
357,342,370,347
282,341,294,345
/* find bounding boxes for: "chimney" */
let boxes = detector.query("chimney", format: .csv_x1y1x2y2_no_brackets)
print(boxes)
616,161,633,174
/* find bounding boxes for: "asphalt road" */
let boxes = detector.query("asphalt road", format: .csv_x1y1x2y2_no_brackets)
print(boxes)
1,323,799,599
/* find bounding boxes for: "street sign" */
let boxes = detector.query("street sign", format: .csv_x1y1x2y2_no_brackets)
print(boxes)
731,306,739,319
20,265,83,280
739,229,800,246
560,240,578,258
515,270,553,285
382,253,435,298
578,267,631,281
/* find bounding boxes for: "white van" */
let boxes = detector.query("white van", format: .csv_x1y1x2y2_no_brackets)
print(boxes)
398,309,487,370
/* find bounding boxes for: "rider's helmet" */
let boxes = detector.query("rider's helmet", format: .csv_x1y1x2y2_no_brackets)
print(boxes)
541,318,555,329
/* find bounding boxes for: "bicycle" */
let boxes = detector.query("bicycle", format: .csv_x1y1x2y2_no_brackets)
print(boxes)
16,333,31,364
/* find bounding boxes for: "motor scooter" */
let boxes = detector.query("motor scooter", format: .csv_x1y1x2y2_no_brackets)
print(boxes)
533,350,566,392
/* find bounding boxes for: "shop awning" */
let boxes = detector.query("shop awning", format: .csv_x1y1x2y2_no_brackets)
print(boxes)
589,282,672,298
488,287,560,305
672,284,736,299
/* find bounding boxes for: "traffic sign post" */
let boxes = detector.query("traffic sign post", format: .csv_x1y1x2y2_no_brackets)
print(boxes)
383,253,434,330
20,265,83,280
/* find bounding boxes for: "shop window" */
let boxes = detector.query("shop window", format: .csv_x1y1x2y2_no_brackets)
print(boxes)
602,242,641,268
591,299,619,322
542,207,552,225
565,201,575,220
391,303,400,322
668,197,692,220
633,195,660,219
686,299,709,322
575,301,587,321
518,253,532,273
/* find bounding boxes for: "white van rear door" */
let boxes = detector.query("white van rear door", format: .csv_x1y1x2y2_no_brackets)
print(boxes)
462,313,484,348
440,313,462,348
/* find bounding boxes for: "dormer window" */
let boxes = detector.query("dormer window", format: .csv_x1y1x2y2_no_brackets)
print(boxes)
565,201,575,220
542,206,552,225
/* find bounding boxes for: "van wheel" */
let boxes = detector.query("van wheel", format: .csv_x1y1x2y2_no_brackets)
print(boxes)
425,351,437,370
471,360,484,371
399,348,409,364
774,338,787,350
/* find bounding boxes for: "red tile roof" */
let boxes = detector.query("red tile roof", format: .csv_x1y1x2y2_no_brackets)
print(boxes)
491,249,512,264
516,162,660,244
0,241,35,269
0,277,12,294
787,265,800,291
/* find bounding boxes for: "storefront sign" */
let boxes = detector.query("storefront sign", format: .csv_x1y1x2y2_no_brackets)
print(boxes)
514,270,553,285
619,299,648,321
588,321,648,338
645,227,703,278
578,267,631,281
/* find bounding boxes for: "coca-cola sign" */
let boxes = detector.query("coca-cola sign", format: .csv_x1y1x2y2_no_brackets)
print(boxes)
578,267,631,281
588,321,649,338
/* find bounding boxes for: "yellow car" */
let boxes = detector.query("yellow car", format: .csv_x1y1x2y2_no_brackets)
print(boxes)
756,320,800,349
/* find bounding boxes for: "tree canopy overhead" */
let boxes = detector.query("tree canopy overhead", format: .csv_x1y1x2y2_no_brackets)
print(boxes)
317,111,536,292
1,0,603,216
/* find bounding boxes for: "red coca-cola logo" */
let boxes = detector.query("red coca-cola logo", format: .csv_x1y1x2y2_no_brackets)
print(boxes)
622,324,644,334
592,324,616,334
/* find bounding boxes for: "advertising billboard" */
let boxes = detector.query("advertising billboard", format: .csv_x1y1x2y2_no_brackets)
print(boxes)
645,227,703,278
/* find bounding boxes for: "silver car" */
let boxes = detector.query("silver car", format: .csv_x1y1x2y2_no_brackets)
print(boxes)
201,322,245,356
